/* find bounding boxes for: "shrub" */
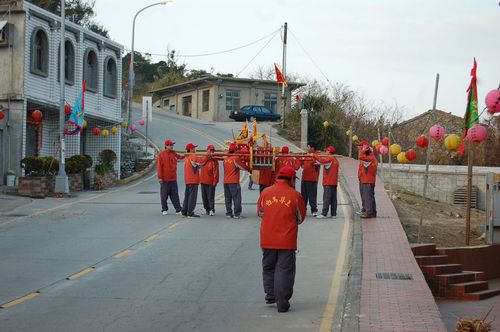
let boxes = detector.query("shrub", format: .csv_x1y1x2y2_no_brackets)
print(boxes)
99,149,116,167
65,155,92,174
94,163,112,176
20,156,59,176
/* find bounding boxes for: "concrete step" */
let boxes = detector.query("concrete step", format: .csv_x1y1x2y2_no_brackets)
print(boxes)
410,244,436,256
447,281,489,298
437,271,485,287
422,264,462,278
463,288,500,301
414,255,448,267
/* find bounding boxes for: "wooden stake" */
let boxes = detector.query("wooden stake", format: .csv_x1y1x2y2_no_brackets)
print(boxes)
465,138,473,246
377,128,384,181
348,125,353,158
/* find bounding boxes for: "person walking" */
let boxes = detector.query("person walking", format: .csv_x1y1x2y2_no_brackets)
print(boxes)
157,139,184,215
300,142,320,216
200,145,219,216
258,167,274,193
181,143,209,218
359,144,378,218
274,146,300,187
257,165,306,313
223,143,249,219
315,146,339,219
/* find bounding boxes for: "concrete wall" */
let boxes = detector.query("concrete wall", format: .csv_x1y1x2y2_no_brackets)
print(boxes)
381,164,500,211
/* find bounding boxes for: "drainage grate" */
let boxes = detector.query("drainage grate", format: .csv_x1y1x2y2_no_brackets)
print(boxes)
375,272,413,280
137,191,158,194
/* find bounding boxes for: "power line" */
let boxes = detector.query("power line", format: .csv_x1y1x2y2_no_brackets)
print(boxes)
236,29,281,77
124,27,282,59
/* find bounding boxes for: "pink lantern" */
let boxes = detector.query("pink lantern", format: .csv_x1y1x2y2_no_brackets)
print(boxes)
485,89,500,114
379,145,389,155
467,124,487,143
139,119,145,126
130,124,137,132
429,124,445,141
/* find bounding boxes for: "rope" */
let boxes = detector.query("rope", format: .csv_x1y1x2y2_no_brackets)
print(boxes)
236,30,280,77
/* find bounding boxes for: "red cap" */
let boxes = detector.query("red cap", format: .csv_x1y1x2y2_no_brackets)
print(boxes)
207,144,215,151
326,146,335,153
228,143,238,152
281,146,289,153
278,165,297,179
164,139,175,146
185,143,198,150
357,140,369,146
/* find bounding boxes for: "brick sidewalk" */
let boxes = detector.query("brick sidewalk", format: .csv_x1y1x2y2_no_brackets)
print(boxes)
340,157,446,331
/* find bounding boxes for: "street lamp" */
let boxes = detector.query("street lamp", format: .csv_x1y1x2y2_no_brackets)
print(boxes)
126,0,173,132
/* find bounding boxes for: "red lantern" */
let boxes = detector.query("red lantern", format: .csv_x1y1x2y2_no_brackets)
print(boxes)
381,137,389,146
31,110,43,123
405,149,417,161
416,135,429,148
429,124,445,141
64,104,72,115
92,127,101,136
467,124,487,143
0,111,4,120
485,89,500,114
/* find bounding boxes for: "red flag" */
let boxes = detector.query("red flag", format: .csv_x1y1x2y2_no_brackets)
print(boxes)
274,63,287,87
458,59,479,157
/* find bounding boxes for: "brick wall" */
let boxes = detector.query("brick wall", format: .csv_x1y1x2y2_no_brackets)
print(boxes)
436,245,500,279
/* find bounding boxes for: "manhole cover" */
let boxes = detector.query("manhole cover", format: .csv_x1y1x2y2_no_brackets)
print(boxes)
138,191,158,194
375,272,413,280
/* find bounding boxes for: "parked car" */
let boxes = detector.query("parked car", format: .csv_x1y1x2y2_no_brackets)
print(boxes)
229,105,281,122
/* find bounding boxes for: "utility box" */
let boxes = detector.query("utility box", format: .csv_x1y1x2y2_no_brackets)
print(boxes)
486,173,500,244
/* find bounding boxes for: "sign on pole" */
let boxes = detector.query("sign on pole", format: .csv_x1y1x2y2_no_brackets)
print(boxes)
142,96,153,122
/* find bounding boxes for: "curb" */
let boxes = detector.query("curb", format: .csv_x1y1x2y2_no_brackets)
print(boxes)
116,132,160,186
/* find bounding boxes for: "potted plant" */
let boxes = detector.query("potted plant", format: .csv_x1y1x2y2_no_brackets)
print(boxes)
93,150,117,190
65,154,92,191
18,156,59,197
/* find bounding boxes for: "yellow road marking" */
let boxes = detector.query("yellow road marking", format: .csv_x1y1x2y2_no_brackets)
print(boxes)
144,233,159,243
319,186,350,332
67,267,94,281
0,292,40,309
168,223,178,229
112,249,132,259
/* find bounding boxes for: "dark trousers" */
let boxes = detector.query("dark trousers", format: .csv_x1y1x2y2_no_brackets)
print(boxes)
322,185,338,217
182,184,199,216
201,183,216,213
224,183,242,217
301,180,318,213
359,181,365,213
160,181,181,212
259,184,269,194
262,249,296,311
361,183,377,216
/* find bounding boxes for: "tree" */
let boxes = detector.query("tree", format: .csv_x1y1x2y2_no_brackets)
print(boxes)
27,0,109,37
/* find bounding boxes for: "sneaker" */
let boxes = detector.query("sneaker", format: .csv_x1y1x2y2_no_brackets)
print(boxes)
360,213,373,219
233,215,241,219
316,214,326,219
161,211,168,216
209,210,215,216
187,214,200,219
312,212,318,217
331,215,337,219
226,214,233,218
175,211,182,215
265,298,276,304
201,210,207,215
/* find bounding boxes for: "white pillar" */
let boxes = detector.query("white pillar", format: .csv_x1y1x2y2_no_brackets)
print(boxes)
300,108,308,150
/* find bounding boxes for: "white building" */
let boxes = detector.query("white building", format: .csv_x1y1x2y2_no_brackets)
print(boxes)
0,0,123,181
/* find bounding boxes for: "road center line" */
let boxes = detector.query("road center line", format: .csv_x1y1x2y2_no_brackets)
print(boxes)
144,233,159,243
0,292,40,309
112,249,133,259
67,267,95,281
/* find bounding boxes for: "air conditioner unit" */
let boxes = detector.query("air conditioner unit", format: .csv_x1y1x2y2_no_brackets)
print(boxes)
0,21,10,47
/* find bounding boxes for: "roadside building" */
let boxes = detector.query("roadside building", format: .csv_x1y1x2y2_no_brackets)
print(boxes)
0,0,123,181
149,75,305,122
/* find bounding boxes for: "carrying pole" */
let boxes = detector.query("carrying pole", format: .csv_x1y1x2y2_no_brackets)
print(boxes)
465,139,474,245
281,22,287,128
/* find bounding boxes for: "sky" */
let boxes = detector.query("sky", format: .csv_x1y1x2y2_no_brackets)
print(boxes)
93,0,500,120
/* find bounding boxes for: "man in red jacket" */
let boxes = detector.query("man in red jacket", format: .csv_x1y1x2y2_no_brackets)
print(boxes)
181,143,209,218
257,165,306,313
359,144,378,218
223,143,249,219
274,146,300,187
200,145,219,216
315,146,339,218
300,142,320,216
258,167,274,193
157,139,184,215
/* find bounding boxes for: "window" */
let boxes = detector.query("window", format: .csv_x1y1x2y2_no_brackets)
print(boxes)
30,28,48,77
263,92,278,112
103,56,117,98
58,40,75,84
83,49,98,92
225,89,240,112
202,90,210,112
163,99,170,107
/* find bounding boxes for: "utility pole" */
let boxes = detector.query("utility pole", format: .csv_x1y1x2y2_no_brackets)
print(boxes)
55,0,69,194
281,22,287,128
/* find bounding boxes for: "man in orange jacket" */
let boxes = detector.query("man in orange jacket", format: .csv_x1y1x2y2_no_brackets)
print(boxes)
274,146,300,187
157,139,184,215
359,144,378,218
315,146,339,218
257,165,306,313
181,143,209,218
223,143,249,219
200,145,219,216
300,142,320,216
258,167,274,193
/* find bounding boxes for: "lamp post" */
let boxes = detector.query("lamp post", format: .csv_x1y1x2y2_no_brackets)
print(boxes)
126,1,172,132
55,0,69,194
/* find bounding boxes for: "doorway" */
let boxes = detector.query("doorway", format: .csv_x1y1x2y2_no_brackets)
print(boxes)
182,96,192,117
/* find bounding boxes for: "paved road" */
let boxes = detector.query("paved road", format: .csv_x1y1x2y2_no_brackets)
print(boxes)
0,107,350,332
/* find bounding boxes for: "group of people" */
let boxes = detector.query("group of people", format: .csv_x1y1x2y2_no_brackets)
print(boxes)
156,138,378,313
